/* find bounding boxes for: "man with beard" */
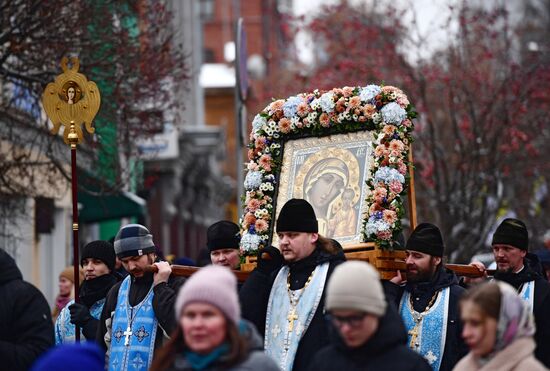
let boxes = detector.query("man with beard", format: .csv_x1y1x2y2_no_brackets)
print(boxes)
385,223,467,371
468,218,550,367
96,224,185,370
240,198,346,371
55,240,118,343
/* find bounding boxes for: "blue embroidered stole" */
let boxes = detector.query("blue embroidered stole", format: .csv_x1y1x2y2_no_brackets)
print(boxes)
519,280,535,312
54,298,105,344
108,276,158,371
399,287,450,371
265,262,330,371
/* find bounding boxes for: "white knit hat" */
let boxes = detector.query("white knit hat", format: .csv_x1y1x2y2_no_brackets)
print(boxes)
326,261,387,317
174,265,240,324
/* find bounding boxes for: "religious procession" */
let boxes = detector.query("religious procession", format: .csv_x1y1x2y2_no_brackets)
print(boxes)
1,1,549,371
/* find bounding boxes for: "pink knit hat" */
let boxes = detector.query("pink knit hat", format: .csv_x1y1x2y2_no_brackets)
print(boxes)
174,265,240,324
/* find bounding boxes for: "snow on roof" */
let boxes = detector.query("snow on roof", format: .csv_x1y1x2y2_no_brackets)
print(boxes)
200,63,235,88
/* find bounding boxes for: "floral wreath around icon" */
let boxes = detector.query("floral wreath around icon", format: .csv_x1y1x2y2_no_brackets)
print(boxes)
239,84,417,255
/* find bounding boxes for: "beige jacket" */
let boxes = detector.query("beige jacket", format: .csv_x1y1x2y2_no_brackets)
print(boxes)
453,337,548,371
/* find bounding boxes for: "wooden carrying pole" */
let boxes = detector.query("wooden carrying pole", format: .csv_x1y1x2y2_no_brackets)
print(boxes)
145,263,493,283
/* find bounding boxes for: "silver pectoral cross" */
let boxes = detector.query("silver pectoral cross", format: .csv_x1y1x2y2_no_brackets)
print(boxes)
123,326,132,346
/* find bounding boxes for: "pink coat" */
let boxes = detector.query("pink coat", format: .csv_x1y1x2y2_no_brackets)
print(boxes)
453,337,547,371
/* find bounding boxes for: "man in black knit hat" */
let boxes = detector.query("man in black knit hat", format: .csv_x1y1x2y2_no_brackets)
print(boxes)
207,220,241,269
468,218,550,367
384,223,467,371
54,240,118,344
240,198,345,371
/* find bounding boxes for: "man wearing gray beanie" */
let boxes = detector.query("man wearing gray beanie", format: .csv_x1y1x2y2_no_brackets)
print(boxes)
385,223,467,371
240,198,346,371
96,224,186,370
309,261,430,371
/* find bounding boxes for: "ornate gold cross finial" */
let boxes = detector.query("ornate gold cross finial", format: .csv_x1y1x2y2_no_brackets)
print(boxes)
42,56,101,145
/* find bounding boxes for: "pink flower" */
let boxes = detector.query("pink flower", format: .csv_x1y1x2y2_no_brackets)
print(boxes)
255,219,268,232
279,118,291,134
247,198,261,212
247,161,259,171
377,230,392,240
398,162,407,175
259,154,272,171
374,144,388,157
247,149,255,161
342,86,354,97
389,180,403,194
402,119,412,128
389,139,404,153
244,212,256,227
295,120,304,128
382,125,396,136
335,97,346,113
373,187,387,204
255,136,266,151
396,96,410,108
319,113,330,127
348,96,361,109
383,209,397,225
297,102,309,117
363,104,376,118
269,99,285,113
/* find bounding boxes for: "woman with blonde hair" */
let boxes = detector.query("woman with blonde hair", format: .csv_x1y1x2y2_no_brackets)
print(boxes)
454,281,547,371
150,265,278,371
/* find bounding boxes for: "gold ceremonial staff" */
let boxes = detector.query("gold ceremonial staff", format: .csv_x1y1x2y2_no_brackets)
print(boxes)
42,57,101,342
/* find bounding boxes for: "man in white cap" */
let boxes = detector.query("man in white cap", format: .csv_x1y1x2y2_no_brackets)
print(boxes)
96,224,185,370
309,261,431,371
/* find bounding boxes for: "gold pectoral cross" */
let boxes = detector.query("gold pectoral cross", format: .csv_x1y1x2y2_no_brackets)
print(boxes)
287,308,298,332
408,324,419,349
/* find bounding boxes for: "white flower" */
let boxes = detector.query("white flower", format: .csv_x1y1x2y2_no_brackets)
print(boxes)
244,171,263,190
319,92,335,113
381,102,407,125
372,112,382,124
252,115,267,132
241,233,261,252
359,85,381,102
310,98,320,110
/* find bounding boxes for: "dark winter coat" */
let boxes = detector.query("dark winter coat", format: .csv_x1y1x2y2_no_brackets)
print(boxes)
96,272,185,355
384,266,468,371
308,305,432,371
493,256,550,368
166,320,279,371
239,242,346,371
0,248,55,370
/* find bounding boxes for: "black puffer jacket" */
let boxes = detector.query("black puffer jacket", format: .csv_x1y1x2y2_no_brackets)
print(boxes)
240,241,346,371
0,248,55,370
384,267,468,371
308,305,432,371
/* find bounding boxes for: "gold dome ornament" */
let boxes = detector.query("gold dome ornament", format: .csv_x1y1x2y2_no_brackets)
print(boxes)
42,56,101,145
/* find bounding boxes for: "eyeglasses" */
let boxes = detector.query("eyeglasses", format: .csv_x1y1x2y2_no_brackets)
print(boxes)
327,312,367,328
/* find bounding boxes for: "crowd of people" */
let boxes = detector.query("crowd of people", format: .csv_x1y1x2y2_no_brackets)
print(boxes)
0,198,549,371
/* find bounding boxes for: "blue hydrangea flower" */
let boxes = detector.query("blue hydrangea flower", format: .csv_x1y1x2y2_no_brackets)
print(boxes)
283,96,302,118
365,216,390,236
319,92,335,113
381,102,407,124
252,115,267,132
359,85,381,102
244,171,263,190
374,166,405,185
241,232,261,252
